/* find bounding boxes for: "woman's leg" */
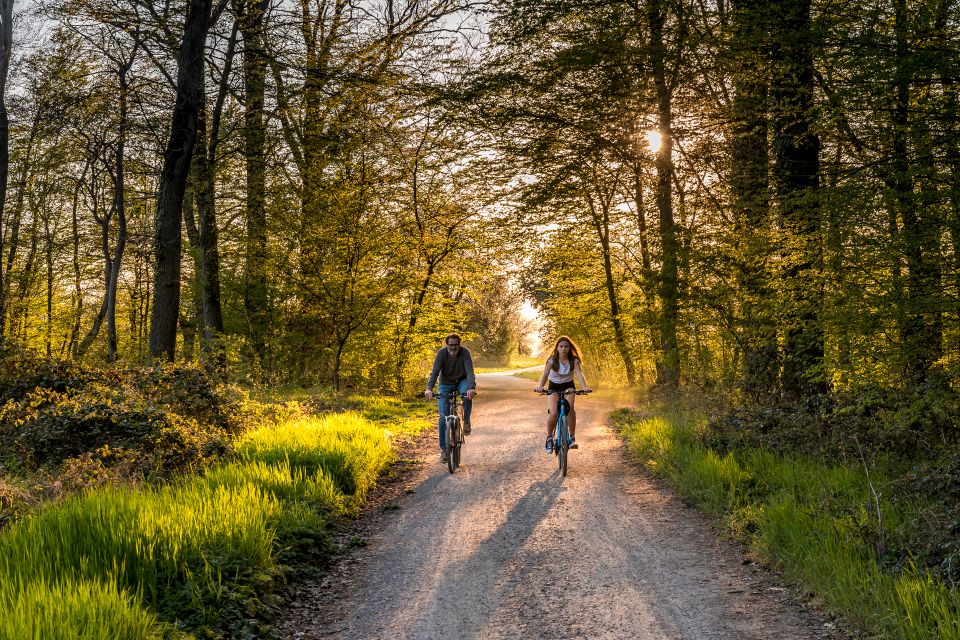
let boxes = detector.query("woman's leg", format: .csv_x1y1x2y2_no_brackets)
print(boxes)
546,394,558,437
568,394,577,438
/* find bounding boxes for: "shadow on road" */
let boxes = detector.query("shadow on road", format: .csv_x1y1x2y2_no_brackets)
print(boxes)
405,476,564,638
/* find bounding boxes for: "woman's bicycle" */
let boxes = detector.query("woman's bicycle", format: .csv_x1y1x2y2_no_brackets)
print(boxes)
538,389,591,476
437,391,466,473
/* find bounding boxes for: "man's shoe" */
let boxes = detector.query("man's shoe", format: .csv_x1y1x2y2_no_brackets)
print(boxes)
545,437,554,453
569,438,578,449
463,422,471,435
440,450,448,463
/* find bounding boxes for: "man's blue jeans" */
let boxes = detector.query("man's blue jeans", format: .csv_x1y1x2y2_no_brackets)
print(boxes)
437,379,473,450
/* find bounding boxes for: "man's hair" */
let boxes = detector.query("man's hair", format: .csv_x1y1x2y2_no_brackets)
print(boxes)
445,333,462,345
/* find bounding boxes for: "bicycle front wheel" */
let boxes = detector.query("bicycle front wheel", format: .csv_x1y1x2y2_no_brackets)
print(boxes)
558,415,568,476
446,418,457,473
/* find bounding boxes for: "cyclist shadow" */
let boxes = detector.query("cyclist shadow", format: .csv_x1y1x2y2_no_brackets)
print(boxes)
407,477,564,638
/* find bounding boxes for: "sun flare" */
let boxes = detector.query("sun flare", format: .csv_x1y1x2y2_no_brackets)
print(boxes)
646,130,662,153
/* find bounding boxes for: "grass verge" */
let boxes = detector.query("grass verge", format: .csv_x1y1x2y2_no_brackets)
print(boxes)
612,403,960,640
0,411,400,638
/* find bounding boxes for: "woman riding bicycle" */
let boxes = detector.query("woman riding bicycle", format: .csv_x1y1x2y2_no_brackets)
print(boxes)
535,336,591,452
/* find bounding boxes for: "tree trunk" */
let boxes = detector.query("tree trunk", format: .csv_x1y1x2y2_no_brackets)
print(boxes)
68,165,88,357
730,0,776,396
587,191,637,386
106,62,131,363
0,120,33,341
892,0,941,383
239,0,270,361
0,0,11,342
648,0,680,386
770,0,824,397
333,332,349,392
193,104,225,344
44,213,52,357
149,0,214,361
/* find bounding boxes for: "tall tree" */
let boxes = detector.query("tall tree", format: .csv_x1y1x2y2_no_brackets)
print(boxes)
647,0,681,386
0,0,13,341
149,0,214,361
729,0,775,395
770,0,823,396
234,0,269,361
891,0,942,383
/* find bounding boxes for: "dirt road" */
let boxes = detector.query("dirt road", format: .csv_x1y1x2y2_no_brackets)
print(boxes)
278,372,845,640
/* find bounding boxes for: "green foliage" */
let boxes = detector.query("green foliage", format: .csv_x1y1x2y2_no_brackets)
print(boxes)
704,383,960,462
0,384,229,473
0,354,270,479
0,346,101,407
613,403,960,640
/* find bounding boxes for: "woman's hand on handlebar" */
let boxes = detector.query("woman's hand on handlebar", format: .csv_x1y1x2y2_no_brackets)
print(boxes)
534,385,544,393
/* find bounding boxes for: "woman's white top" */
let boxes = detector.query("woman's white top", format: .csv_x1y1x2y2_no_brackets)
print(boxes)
547,358,575,384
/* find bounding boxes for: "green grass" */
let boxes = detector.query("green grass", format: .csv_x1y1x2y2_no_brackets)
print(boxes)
0,479,280,632
340,395,432,438
235,413,394,506
612,405,960,640
512,369,542,381
0,409,399,638
474,356,542,374
0,577,166,639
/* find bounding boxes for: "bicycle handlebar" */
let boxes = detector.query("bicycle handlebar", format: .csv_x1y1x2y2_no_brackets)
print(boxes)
536,389,591,396
430,390,477,399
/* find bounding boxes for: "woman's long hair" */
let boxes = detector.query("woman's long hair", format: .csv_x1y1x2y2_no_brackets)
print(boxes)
549,335,582,371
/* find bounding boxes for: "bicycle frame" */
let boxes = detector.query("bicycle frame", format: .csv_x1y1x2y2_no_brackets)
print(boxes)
552,391,572,451
437,391,465,473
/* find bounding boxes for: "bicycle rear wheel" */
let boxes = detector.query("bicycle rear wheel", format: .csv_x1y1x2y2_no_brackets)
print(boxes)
446,417,457,473
558,415,568,476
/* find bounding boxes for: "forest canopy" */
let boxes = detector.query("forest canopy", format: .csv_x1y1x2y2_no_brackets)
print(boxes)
0,0,956,401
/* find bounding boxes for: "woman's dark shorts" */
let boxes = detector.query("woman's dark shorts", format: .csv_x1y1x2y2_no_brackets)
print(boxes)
547,380,575,393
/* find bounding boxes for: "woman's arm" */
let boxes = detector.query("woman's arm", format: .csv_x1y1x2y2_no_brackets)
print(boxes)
574,360,590,391
535,360,551,391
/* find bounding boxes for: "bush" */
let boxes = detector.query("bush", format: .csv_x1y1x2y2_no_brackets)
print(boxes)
703,383,960,462
129,364,250,437
0,354,274,480
0,384,230,474
0,345,102,407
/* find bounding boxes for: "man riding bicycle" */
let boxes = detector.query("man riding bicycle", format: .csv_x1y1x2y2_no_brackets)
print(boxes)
425,334,477,462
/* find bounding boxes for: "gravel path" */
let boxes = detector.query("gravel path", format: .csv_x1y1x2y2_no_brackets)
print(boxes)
277,372,848,640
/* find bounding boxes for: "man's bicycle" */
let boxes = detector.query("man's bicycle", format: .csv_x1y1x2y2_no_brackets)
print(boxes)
538,389,591,476
437,391,466,473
